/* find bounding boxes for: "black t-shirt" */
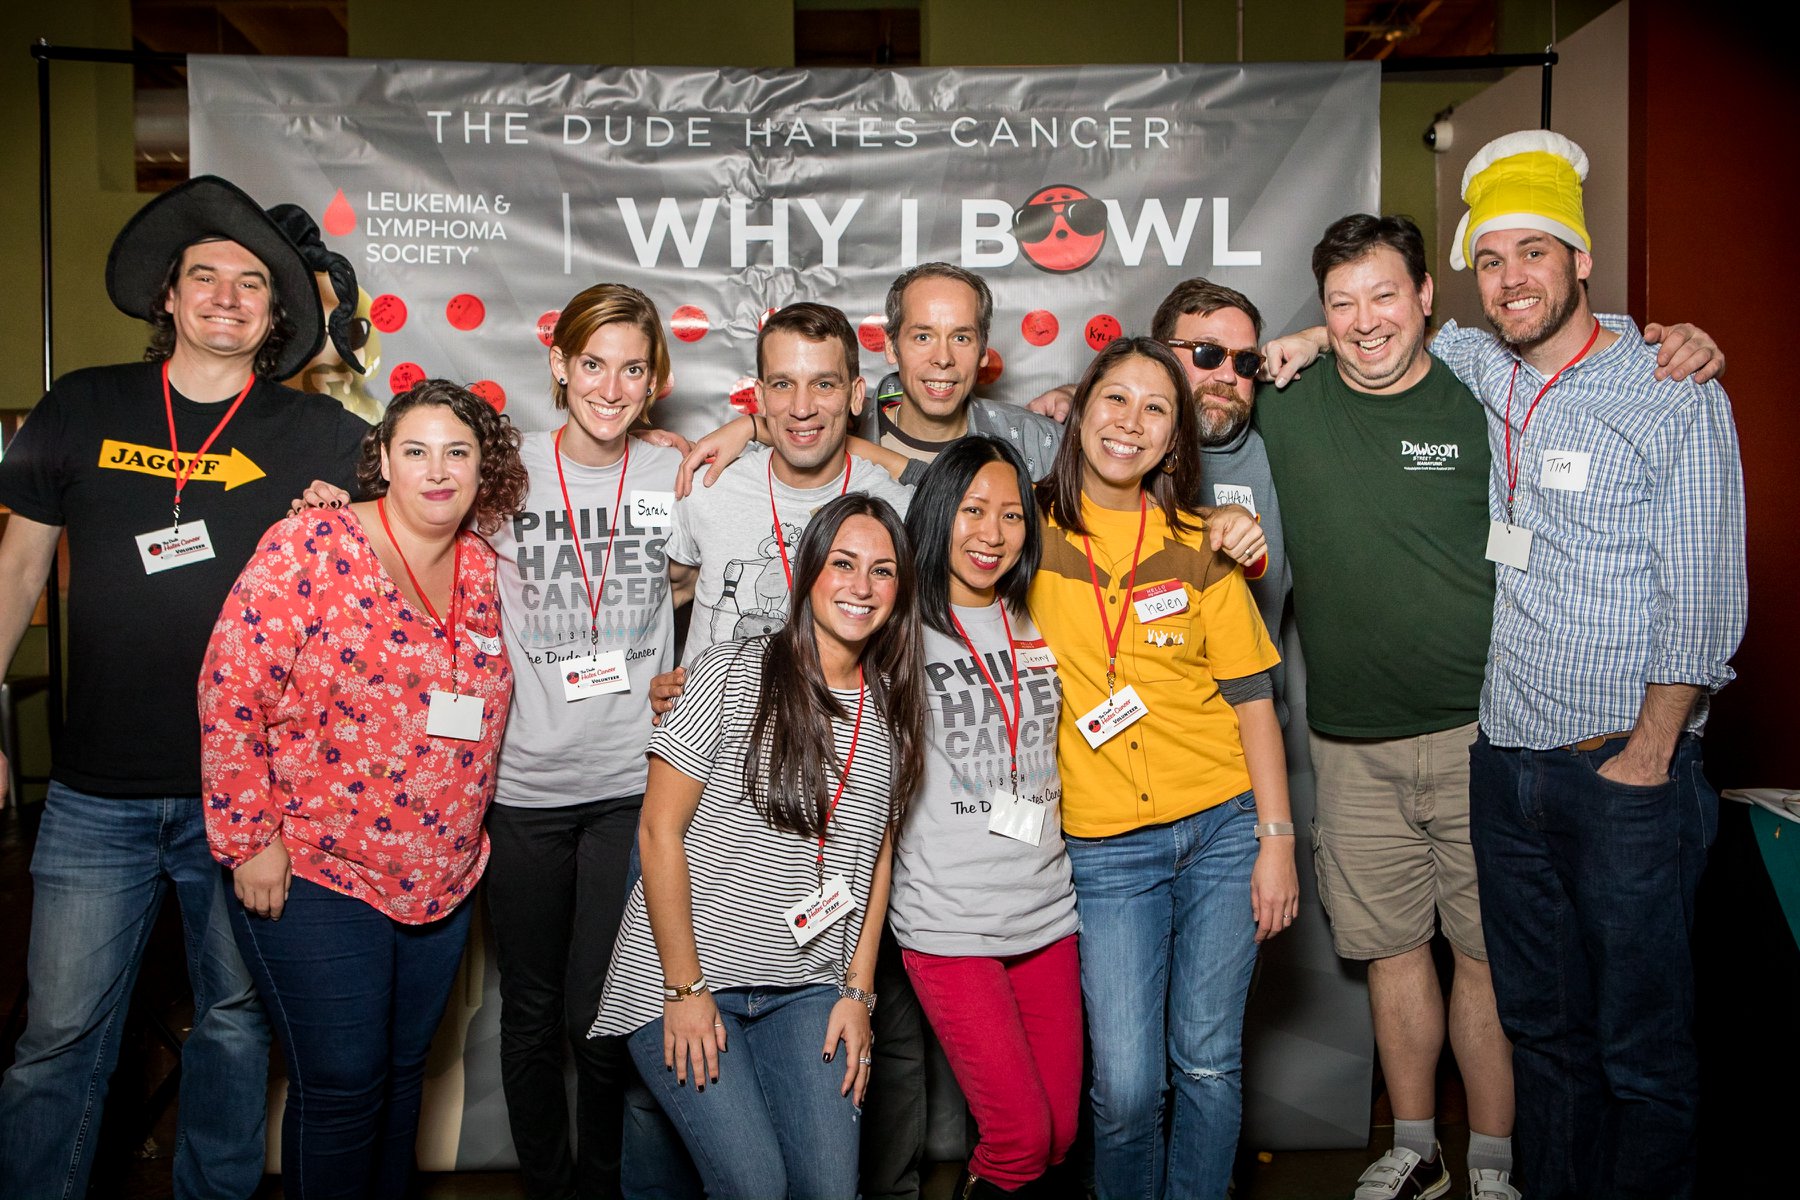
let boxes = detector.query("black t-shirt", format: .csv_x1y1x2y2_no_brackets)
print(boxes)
0,362,368,796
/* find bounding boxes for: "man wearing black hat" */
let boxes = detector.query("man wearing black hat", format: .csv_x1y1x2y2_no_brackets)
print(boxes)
0,176,372,1199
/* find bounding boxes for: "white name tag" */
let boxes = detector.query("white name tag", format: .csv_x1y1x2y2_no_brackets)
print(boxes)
425,690,484,741
136,520,217,575
468,629,503,656
987,788,1045,845
1131,580,1188,624
1540,450,1591,491
1076,684,1149,749
561,649,631,700
1485,521,1533,571
1015,639,1057,671
782,873,858,947
1212,483,1258,517
629,489,676,528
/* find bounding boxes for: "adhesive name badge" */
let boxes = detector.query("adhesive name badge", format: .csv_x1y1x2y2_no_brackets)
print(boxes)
629,489,676,529
468,629,503,656
136,520,217,575
426,690,484,741
562,649,631,701
782,873,859,948
988,789,1045,845
1076,684,1150,750
1014,638,1057,672
1485,521,1533,571
1540,450,1591,492
1212,483,1259,517
1131,580,1188,624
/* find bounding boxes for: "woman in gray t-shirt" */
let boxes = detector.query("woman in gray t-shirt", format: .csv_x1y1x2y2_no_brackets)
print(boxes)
892,437,1081,1198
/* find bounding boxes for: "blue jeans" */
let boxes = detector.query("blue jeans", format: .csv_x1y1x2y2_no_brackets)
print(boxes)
1065,793,1261,1200
1469,730,1716,1200
627,984,860,1199
231,876,474,1200
0,782,270,1199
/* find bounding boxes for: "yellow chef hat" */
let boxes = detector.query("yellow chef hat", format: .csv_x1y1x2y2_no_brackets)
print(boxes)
1450,130,1591,271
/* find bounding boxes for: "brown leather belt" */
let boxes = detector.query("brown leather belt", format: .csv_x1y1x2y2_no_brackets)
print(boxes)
1562,730,1633,753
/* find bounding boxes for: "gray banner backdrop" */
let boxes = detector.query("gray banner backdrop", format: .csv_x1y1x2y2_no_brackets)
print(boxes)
190,55,1378,1165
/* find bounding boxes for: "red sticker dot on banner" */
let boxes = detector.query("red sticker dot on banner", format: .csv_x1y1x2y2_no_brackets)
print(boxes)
322,189,356,238
670,305,710,343
977,348,1004,387
536,311,561,347
388,362,425,395
447,294,486,331
370,294,408,334
728,376,759,416
470,380,507,412
857,316,887,354
1085,314,1122,351
1021,310,1059,347
756,308,777,331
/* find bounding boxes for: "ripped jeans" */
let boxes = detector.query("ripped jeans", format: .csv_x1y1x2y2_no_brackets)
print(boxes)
1065,793,1261,1200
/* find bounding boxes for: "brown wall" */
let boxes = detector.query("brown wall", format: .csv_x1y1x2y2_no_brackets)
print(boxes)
1630,1,1799,786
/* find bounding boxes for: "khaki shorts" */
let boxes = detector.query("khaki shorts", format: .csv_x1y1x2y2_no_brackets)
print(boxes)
1309,721,1485,961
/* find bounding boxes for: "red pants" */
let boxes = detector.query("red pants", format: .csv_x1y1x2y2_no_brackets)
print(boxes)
902,933,1082,1190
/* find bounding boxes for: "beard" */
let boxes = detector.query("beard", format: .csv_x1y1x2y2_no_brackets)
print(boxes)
1194,382,1252,446
1485,279,1582,351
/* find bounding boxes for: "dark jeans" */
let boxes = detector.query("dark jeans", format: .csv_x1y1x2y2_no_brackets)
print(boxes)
487,797,640,1200
1470,730,1716,1200
860,925,927,1200
231,876,474,1200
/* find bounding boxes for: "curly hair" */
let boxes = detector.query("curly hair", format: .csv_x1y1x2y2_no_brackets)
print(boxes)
142,241,297,379
354,379,528,536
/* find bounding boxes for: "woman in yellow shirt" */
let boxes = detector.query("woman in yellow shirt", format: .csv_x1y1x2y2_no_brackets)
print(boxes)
1028,336,1298,1200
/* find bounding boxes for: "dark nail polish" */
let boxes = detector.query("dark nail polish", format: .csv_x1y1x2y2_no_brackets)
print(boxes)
696,1084,704,1092
823,1052,832,1063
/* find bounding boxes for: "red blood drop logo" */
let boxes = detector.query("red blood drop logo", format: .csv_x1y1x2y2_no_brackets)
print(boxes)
670,305,710,343
322,189,356,238
1085,314,1122,351
728,376,759,416
1021,310,1059,347
388,362,426,395
1016,184,1108,275
857,316,887,355
977,348,1004,388
470,380,507,412
536,311,560,348
148,542,164,557
370,294,407,334
446,294,486,331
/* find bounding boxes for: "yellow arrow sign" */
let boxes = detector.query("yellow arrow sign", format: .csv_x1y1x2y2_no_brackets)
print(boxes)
97,439,267,491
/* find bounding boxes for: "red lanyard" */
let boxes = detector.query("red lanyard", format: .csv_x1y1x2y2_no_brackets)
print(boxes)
553,428,628,651
768,450,851,590
1502,319,1601,524
949,604,1021,795
1080,492,1149,703
162,361,254,530
377,496,465,686
816,667,866,883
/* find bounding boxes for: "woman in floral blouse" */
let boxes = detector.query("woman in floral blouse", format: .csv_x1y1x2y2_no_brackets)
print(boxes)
199,378,527,1198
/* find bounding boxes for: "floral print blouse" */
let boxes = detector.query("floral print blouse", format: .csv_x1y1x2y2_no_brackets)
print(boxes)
200,510,511,923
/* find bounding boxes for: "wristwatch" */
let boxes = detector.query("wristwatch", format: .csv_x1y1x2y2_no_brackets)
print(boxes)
1254,821,1295,839
661,975,708,1001
839,985,877,1014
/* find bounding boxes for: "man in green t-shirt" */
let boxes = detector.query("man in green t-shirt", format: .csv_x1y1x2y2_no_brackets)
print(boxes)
1254,215,1515,1200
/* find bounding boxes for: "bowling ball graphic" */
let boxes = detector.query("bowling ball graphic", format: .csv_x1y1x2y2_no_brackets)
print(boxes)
1015,185,1107,274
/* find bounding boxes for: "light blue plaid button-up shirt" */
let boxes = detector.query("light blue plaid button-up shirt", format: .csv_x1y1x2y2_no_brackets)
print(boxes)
1432,315,1746,750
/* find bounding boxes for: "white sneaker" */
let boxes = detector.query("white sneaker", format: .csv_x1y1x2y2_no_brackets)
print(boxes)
1470,1167,1521,1199
1352,1145,1451,1199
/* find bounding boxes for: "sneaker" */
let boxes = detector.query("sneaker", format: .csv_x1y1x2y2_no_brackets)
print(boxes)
1469,1167,1521,1199
1352,1145,1451,1200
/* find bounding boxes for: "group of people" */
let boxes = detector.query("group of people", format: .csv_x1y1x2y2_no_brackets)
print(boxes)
0,126,1742,1200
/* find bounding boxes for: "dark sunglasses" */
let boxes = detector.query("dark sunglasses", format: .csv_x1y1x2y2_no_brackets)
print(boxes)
1012,198,1108,241
1163,339,1264,381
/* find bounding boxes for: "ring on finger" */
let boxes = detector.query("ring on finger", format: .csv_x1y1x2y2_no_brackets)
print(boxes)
857,1055,873,1065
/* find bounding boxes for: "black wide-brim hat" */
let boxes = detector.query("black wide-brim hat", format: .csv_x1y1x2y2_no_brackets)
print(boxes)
106,175,325,381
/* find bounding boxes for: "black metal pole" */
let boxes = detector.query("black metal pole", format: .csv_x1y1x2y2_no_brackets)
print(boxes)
34,39,63,746
1541,58,1555,129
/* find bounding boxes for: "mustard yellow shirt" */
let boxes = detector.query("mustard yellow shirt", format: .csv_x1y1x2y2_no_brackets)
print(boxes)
1029,499,1280,838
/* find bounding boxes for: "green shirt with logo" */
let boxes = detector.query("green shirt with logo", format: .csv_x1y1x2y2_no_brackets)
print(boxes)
1254,352,1493,737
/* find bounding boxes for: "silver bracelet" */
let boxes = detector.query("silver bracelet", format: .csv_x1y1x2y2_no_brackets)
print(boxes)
839,985,877,1014
1254,821,1295,839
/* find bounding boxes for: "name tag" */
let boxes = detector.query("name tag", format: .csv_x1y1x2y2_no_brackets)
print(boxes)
783,873,858,947
1485,521,1533,571
1541,450,1590,491
1076,684,1149,749
1014,638,1057,671
562,649,631,701
425,690,484,741
629,489,675,528
136,520,217,574
468,629,503,656
1131,580,1188,624
988,788,1045,845
1212,483,1258,517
